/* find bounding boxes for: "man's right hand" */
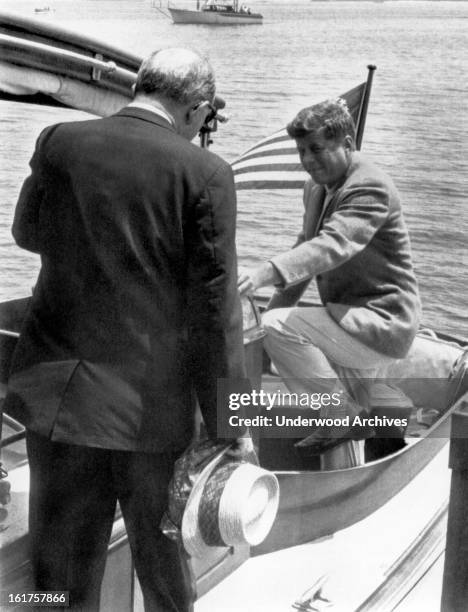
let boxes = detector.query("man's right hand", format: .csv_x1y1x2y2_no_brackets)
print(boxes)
237,263,281,296
225,436,255,459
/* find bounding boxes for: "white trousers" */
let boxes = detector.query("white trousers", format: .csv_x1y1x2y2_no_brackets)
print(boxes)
262,306,396,467
263,305,395,412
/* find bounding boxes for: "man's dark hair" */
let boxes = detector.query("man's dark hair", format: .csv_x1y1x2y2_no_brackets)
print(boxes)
286,99,356,142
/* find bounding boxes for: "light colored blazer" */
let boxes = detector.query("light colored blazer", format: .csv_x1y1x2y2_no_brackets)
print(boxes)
268,152,421,358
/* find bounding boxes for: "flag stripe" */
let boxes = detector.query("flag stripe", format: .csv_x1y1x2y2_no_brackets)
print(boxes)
235,173,308,190
236,142,298,161
231,81,367,191
234,165,303,178
233,155,301,172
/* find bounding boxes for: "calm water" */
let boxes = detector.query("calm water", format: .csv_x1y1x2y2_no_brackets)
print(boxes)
0,0,467,337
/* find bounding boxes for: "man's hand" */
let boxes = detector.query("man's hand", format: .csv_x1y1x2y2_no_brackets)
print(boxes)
237,262,281,295
237,268,260,295
226,436,255,459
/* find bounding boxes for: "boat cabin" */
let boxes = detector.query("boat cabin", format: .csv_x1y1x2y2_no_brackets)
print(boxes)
201,0,251,14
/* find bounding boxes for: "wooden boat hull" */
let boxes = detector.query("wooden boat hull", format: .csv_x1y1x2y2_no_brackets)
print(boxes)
168,7,263,25
255,432,449,554
196,443,453,611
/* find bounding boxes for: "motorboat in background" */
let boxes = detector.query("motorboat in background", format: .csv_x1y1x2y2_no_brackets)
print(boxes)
168,0,263,25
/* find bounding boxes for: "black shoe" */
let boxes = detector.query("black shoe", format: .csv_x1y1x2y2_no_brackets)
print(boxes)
294,416,375,456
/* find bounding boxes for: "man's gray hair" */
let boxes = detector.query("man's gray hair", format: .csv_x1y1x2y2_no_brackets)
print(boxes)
287,99,356,142
134,48,215,105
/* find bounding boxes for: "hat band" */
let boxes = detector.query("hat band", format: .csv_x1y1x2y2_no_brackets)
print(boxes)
198,461,240,547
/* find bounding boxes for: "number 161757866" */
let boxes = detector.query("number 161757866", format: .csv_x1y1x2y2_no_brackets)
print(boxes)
1,591,69,607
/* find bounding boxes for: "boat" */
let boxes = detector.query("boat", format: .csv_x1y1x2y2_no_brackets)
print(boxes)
2,293,467,608
1,10,467,610
168,0,263,25
252,296,468,554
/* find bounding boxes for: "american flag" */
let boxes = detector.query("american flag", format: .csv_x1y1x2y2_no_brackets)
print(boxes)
232,67,375,191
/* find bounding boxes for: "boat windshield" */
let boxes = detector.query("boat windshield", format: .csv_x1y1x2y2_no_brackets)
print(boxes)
202,1,238,11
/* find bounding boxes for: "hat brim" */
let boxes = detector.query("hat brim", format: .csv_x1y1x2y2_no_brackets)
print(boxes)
182,451,280,558
181,445,231,558
218,463,279,547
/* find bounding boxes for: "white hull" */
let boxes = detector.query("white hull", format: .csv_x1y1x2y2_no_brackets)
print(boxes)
168,7,262,25
196,444,450,611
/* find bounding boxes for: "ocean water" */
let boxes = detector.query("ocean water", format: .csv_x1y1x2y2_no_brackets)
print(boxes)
0,0,467,337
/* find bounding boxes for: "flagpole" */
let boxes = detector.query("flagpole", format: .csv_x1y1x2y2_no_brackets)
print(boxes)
355,64,376,151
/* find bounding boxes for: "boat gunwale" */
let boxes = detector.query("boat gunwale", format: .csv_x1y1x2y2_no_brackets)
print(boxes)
170,7,262,17
168,6,263,23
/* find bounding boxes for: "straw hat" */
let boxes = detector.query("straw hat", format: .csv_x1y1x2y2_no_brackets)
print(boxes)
167,441,280,558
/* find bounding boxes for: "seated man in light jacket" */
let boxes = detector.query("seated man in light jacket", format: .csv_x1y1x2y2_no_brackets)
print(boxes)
238,99,421,455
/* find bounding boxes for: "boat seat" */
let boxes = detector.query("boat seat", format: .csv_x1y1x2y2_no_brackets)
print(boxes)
385,330,467,414
259,330,467,469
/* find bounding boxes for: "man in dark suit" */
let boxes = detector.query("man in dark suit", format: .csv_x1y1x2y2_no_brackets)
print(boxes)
5,48,251,611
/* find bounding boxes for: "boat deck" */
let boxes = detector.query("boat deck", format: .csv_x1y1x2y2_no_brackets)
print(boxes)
195,444,449,612
394,555,444,612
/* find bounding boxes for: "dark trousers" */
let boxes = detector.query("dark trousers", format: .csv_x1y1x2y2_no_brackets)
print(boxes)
26,431,194,612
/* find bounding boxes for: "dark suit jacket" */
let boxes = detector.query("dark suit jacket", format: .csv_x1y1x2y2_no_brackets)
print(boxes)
268,153,421,358
4,107,246,452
